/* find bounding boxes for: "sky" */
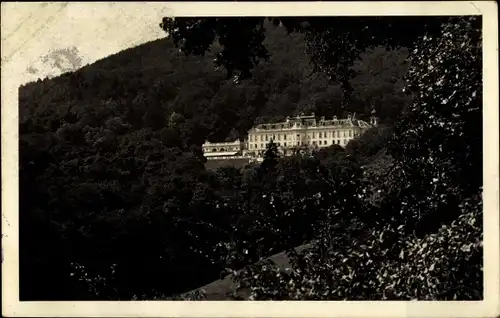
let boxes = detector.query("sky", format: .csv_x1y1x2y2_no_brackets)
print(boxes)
2,2,168,85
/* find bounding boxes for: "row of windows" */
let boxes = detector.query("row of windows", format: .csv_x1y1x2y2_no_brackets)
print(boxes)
249,130,356,142
203,146,241,152
249,138,349,149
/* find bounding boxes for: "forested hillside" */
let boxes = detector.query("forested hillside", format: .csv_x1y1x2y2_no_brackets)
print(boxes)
20,23,409,144
19,17,482,301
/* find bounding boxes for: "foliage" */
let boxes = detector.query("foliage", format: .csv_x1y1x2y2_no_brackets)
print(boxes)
228,16,483,301
345,125,393,164
383,16,482,236
161,16,446,106
232,195,482,300
19,15,481,301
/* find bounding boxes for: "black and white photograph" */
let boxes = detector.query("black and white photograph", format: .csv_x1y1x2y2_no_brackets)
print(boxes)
2,2,499,317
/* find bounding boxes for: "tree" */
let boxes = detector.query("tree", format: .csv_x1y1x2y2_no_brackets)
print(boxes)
227,16,483,301
262,140,280,167
255,139,280,193
344,126,393,164
384,16,482,235
231,193,482,300
160,16,448,106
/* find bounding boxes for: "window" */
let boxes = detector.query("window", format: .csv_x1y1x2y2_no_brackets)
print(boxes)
284,134,287,140
260,135,263,141
312,132,315,138
332,140,335,144
297,141,300,145
319,132,322,138
261,143,264,148
278,142,281,146
297,134,300,140
343,131,346,137
265,135,268,141
336,140,340,144
349,130,352,137
319,140,322,145
273,134,276,140
284,142,287,147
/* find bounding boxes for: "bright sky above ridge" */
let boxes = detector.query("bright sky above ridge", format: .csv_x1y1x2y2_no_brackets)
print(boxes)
2,2,168,85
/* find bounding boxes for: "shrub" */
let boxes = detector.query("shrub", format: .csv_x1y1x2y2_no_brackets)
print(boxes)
233,194,482,300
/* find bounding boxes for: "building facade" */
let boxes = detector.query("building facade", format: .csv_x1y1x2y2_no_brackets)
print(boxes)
201,140,246,159
245,112,377,157
202,112,378,160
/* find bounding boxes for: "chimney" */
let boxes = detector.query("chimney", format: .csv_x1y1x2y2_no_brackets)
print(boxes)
320,116,325,121
347,113,352,120
352,112,356,120
333,115,337,120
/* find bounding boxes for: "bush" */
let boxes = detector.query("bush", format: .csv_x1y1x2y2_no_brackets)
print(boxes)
232,194,482,300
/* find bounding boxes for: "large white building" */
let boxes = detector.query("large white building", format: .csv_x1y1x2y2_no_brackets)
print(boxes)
202,112,378,160
245,112,377,157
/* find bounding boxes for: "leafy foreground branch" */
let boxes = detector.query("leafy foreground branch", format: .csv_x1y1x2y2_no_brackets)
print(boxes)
233,195,482,300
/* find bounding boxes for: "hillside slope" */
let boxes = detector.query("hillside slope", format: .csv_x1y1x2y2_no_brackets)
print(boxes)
19,22,410,145
19,22,411,301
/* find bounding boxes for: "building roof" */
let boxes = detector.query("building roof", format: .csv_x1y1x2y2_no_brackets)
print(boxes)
249,117,373,132
204,151,239,157
203,140,241,146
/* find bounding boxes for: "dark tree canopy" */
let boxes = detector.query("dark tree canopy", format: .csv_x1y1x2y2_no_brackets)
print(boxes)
160,16,453,106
